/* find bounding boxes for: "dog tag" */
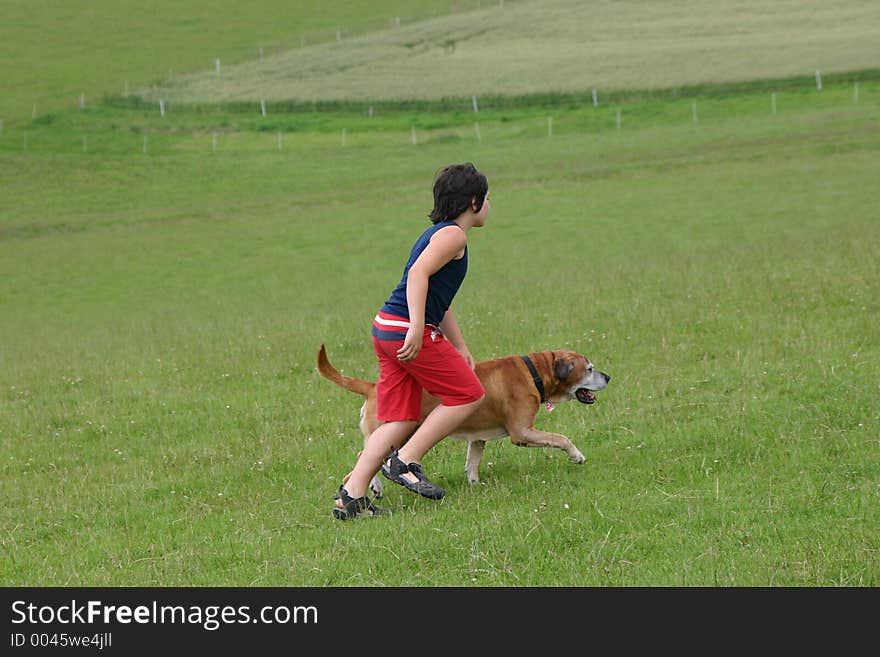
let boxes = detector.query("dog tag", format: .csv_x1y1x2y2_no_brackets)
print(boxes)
545,402,554,412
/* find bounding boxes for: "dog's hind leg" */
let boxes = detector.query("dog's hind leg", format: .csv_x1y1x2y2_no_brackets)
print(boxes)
465,440,486,484
508,426,585,465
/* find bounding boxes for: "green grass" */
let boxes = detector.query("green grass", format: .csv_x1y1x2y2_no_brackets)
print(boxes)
1,74,878,585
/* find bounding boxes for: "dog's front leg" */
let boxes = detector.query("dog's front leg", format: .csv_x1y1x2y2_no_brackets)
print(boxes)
465,440,486,484
508,427,585,464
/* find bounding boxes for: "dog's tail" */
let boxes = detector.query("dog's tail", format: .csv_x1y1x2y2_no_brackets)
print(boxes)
316,344,375,398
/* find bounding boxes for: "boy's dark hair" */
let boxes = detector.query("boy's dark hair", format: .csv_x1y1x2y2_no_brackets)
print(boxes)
428,163,488,224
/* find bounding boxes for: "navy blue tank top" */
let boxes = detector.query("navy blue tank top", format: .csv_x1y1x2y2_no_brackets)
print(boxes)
381,220,468,327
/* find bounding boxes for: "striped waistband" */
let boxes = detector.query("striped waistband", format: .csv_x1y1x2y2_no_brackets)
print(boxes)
374,311,411,330
371,311,440,341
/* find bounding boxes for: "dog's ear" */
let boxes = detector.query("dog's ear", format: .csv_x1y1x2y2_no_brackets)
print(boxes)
554,357,574,381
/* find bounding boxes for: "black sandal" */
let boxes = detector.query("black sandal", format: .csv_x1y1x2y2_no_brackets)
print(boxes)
332,485,390,520
381,450,445,500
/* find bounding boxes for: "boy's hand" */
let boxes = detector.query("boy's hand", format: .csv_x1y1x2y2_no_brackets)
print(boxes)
397,325,423,361
457,345,476,370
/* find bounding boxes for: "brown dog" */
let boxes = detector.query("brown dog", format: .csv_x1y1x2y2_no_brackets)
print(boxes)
317,344,610,495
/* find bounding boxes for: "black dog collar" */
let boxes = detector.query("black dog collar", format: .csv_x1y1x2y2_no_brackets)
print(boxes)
519,354,547,403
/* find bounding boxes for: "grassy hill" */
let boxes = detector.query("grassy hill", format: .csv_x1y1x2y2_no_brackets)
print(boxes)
0,0,486,124
140,0,880,104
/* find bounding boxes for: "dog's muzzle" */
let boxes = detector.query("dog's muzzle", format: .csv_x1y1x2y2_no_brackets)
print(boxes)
575,371,610,404
575,389,597,404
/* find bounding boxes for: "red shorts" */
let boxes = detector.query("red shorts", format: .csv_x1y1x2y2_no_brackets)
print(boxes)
371,313,484,422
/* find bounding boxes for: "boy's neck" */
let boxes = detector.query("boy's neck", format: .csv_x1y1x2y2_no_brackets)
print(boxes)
451,213,477,232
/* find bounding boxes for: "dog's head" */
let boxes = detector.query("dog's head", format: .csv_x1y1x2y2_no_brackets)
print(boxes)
551,350,610,405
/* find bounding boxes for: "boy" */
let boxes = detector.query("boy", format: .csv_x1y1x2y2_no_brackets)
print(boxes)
334,163,490,519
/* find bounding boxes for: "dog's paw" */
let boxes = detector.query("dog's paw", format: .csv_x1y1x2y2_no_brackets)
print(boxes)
369,477,384,498
570,450,586,465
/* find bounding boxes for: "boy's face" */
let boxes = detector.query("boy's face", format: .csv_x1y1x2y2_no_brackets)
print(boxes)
473,191,490,226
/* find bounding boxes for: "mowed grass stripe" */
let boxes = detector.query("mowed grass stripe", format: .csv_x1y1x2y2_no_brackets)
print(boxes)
145,0,880,104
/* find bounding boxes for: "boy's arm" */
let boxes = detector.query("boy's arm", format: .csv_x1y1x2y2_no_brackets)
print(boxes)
439,309,475,369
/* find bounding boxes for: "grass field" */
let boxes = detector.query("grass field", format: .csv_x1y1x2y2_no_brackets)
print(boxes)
1,2,878,587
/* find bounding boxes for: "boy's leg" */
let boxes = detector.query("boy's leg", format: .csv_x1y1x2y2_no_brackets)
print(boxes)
384,334,485,489
342,333,422,499
342,420,418,499
394,399,482,482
